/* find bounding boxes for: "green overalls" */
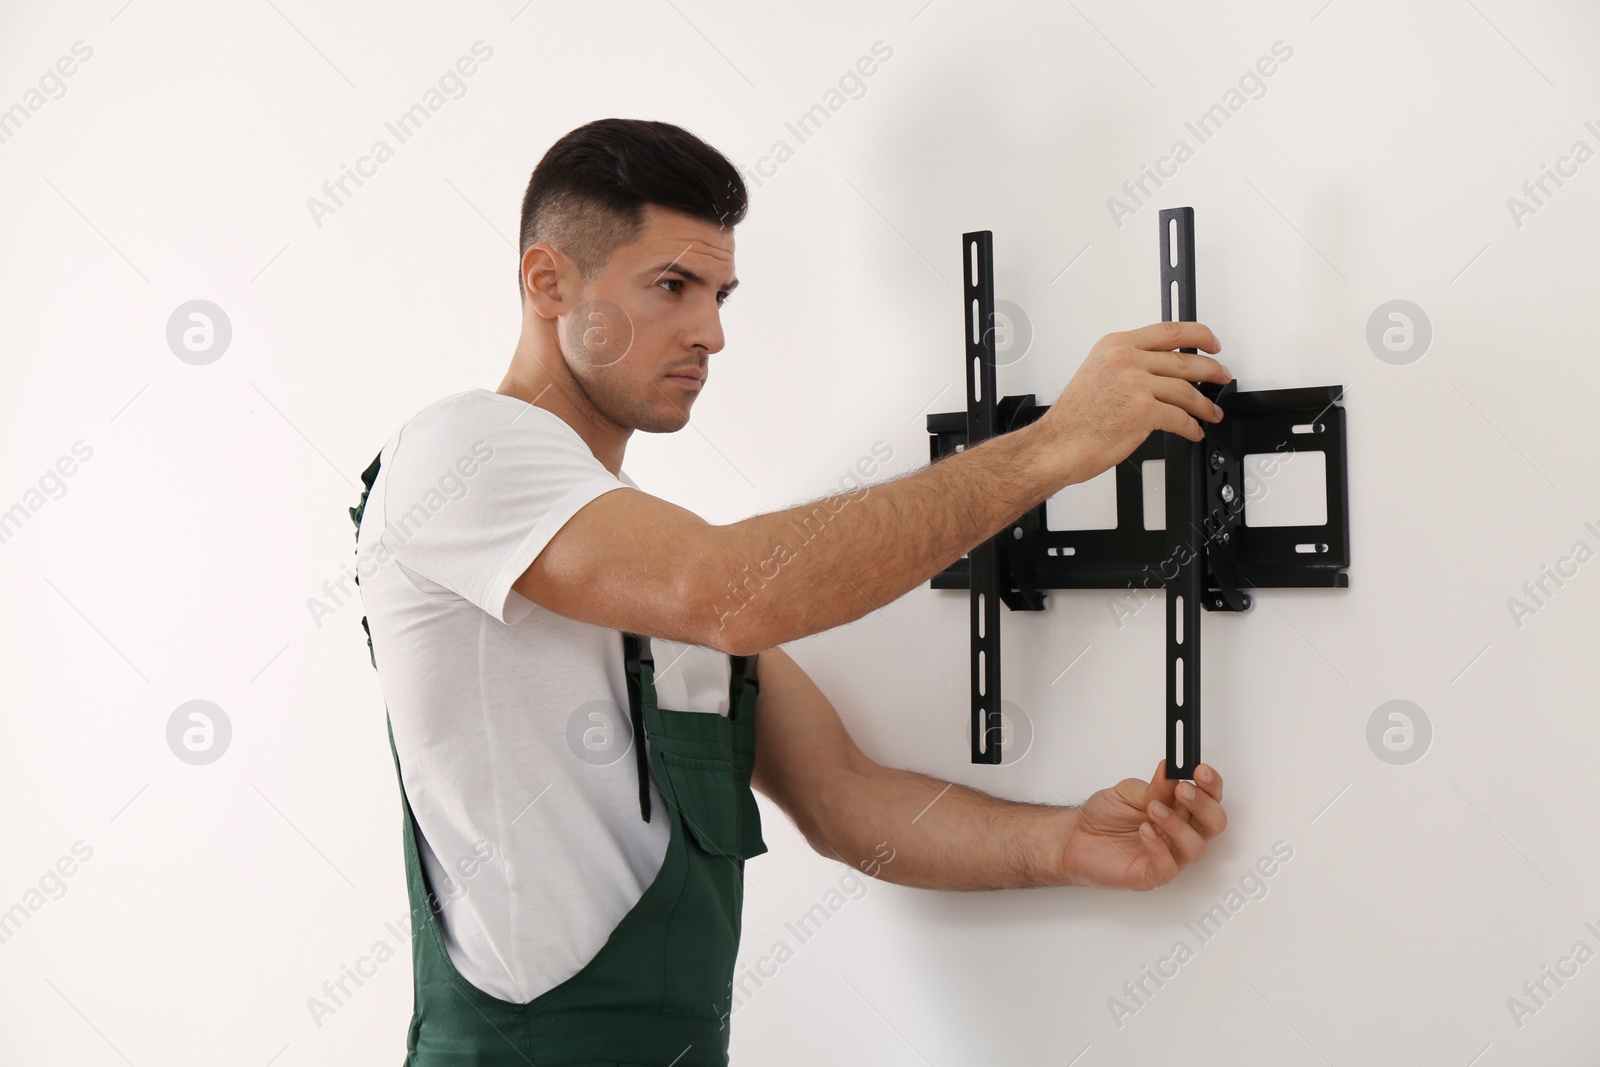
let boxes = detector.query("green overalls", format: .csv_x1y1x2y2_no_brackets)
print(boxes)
350,451,768,1066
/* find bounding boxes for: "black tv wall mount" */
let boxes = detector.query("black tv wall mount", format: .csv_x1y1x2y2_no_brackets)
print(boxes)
925,207,1349,779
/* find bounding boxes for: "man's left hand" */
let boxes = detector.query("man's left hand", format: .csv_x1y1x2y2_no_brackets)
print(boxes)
1055,759,1227,891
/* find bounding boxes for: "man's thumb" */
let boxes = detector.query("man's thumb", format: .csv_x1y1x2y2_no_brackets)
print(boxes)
1112,777,1149,808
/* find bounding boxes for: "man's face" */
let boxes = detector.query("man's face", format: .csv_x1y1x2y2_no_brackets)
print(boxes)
558,203,737,434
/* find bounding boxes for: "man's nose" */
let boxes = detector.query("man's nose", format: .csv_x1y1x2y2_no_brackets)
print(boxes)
691,304,726,355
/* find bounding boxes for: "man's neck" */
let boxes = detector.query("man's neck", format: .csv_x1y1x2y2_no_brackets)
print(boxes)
495,365,628,478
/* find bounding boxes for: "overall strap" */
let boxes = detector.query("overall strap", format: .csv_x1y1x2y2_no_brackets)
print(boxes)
622,631,653,823
349,449,383,669
727,653,758,721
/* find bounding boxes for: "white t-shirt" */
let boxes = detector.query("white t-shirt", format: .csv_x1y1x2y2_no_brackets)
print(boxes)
355,387,739,1003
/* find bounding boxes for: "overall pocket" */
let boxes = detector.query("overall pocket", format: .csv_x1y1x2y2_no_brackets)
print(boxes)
657,751,769,860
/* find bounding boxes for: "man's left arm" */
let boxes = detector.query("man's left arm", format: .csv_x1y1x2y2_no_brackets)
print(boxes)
748,645,1228,892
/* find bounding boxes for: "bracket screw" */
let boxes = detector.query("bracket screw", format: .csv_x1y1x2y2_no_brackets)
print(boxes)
1209,450,1225,471
1217,531,1230,545
1219,483,1236,505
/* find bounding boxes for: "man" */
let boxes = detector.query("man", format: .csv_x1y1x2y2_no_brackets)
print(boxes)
351,117,1231,1065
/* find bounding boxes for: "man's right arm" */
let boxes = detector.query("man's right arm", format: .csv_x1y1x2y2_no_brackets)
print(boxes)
510,416,1061,655
513,321,1230,655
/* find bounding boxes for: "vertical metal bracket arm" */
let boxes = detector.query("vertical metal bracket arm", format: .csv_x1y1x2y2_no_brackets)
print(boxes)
1160,208,1205,781
963,231,1004,764
1159,208,1253,780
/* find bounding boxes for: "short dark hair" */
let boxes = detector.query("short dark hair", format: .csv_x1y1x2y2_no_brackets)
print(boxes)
516,118,748,303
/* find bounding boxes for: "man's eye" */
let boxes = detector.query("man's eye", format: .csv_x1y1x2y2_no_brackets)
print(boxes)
658,279,682,294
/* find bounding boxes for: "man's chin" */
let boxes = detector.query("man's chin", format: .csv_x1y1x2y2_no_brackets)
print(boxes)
636,407,692,434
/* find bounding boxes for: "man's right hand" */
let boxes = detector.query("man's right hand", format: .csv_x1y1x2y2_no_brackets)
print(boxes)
1038,321,1232,485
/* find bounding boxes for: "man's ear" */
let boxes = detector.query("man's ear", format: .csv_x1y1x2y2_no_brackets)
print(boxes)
521,244,572,317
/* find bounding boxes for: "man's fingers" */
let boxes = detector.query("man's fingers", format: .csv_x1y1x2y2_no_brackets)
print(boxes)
1150,758,1224,805
1128,759,1228,888
1138,821,1178,885
1174,779,1227,839
1150,376,1226,426
1144,347,1231,387
1147,797,1208,865
1193,763,1224,803
1147,759,1178,807
1118,320,1222,356
1111,320,1233,386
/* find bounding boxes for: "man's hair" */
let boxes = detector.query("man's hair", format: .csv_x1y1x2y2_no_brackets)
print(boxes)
516,118,748,303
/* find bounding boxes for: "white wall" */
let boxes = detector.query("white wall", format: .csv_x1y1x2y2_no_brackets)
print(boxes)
3,0,1597,1063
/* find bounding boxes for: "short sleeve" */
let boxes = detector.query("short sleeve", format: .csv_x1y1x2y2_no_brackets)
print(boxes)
381,394,630,625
